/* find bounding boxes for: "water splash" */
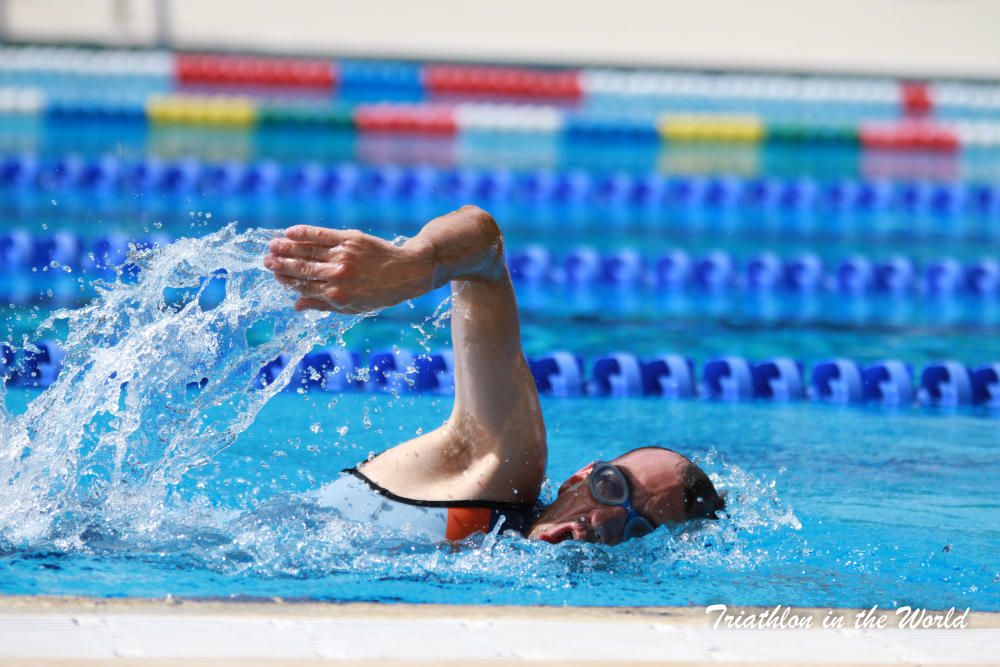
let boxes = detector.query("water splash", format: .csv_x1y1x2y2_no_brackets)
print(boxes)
0,225,810,605
0,224,364,548
80,455,801,605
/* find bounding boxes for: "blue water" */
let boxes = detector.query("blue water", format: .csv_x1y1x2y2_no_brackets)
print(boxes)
2,58,999,610
0,227,997,609
1,389,997,608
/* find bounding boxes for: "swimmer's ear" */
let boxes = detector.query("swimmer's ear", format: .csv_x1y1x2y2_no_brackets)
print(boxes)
557,463,595,495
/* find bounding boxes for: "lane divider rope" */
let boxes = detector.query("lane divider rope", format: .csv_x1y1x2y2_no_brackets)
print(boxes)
3,87,998,150
4,45,1000,116
2,232,998,300
2,155,998,219
3,341,997,411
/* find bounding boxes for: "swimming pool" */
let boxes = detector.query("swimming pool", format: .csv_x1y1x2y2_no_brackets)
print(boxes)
1,46,998,611
2,389,997,608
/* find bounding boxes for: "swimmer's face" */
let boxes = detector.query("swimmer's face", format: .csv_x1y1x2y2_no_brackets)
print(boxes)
527,448,689,546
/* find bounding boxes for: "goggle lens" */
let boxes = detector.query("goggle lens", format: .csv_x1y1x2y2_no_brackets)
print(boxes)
623,517,655,541
590,465,628,504
588,462,658,543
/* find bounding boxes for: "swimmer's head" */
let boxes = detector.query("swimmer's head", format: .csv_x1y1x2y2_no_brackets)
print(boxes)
527,447,725,546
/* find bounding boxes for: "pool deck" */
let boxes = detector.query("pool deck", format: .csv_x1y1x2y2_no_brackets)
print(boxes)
0,597,997,665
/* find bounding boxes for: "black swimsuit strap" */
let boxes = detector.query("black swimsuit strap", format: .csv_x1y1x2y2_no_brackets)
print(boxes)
342,466,537,512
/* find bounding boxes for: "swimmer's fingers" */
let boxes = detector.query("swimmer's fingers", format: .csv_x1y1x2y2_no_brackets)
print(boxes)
294,297,366,315
264,254,336,280
285,225,357,247
294,297,336,312
273,272,328,298
268,238,334,262
272,272,296,287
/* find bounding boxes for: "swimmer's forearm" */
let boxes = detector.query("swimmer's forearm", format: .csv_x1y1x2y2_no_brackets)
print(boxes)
407,206,505,289
265,206,505,313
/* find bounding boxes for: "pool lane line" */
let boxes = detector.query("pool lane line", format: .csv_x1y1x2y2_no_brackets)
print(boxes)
3,154,1000,220
8,342,1000,411
5,83,1000,151
8,231,1000,302
0,598,997,664
7,44,1000,118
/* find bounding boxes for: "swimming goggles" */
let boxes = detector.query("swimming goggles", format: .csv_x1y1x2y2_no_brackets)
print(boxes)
588,461,656,542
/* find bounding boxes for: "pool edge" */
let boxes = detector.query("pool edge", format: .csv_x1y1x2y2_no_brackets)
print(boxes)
1,594,997,625
1,596,997,665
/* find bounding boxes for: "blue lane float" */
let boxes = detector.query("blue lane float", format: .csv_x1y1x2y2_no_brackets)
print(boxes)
601,249,645,287
529,352,585,398
1,342,16,376
589,352,643,397
836,256,874,294
700,357,805,402
508,245,551,283
746,253,782,290
3,340,999,414
292,349,363,393
654,251,693,289
874,255,916,295
640,354,695,399
752,358,805,401
966,259,1000,296
3,153,1000,220
562,247,602,286
693,252,735,292
862,360,915,406
783,253,824,292
701,357,754,402
811,359,864,405
972,364,1000,408
4,341,65,389
925,258,965,296
413,350,455,394
919,361,973,407
367,349,418,394
363,349,454,395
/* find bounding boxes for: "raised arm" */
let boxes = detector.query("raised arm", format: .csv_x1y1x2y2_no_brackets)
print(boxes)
264,206,546,504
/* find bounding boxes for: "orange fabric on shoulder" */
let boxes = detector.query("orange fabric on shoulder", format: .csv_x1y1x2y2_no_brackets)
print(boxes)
445,507,492,540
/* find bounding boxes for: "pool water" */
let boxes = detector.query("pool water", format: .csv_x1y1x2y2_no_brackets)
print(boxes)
2,389,997,608
2,48,999,610
0,230,996,609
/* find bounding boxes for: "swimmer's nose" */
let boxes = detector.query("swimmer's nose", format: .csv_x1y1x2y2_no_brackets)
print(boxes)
534,519,602,544
534,522,588,544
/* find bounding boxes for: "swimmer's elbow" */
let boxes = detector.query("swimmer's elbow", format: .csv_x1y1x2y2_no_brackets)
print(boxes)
459,204,501,240
459,205,505,281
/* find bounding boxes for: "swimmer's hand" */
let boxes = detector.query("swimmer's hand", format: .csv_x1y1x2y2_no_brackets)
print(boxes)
264,206,504,313
264,227,434,313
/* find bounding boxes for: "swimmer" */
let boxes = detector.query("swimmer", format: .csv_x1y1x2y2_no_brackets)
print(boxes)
263,206,725,544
